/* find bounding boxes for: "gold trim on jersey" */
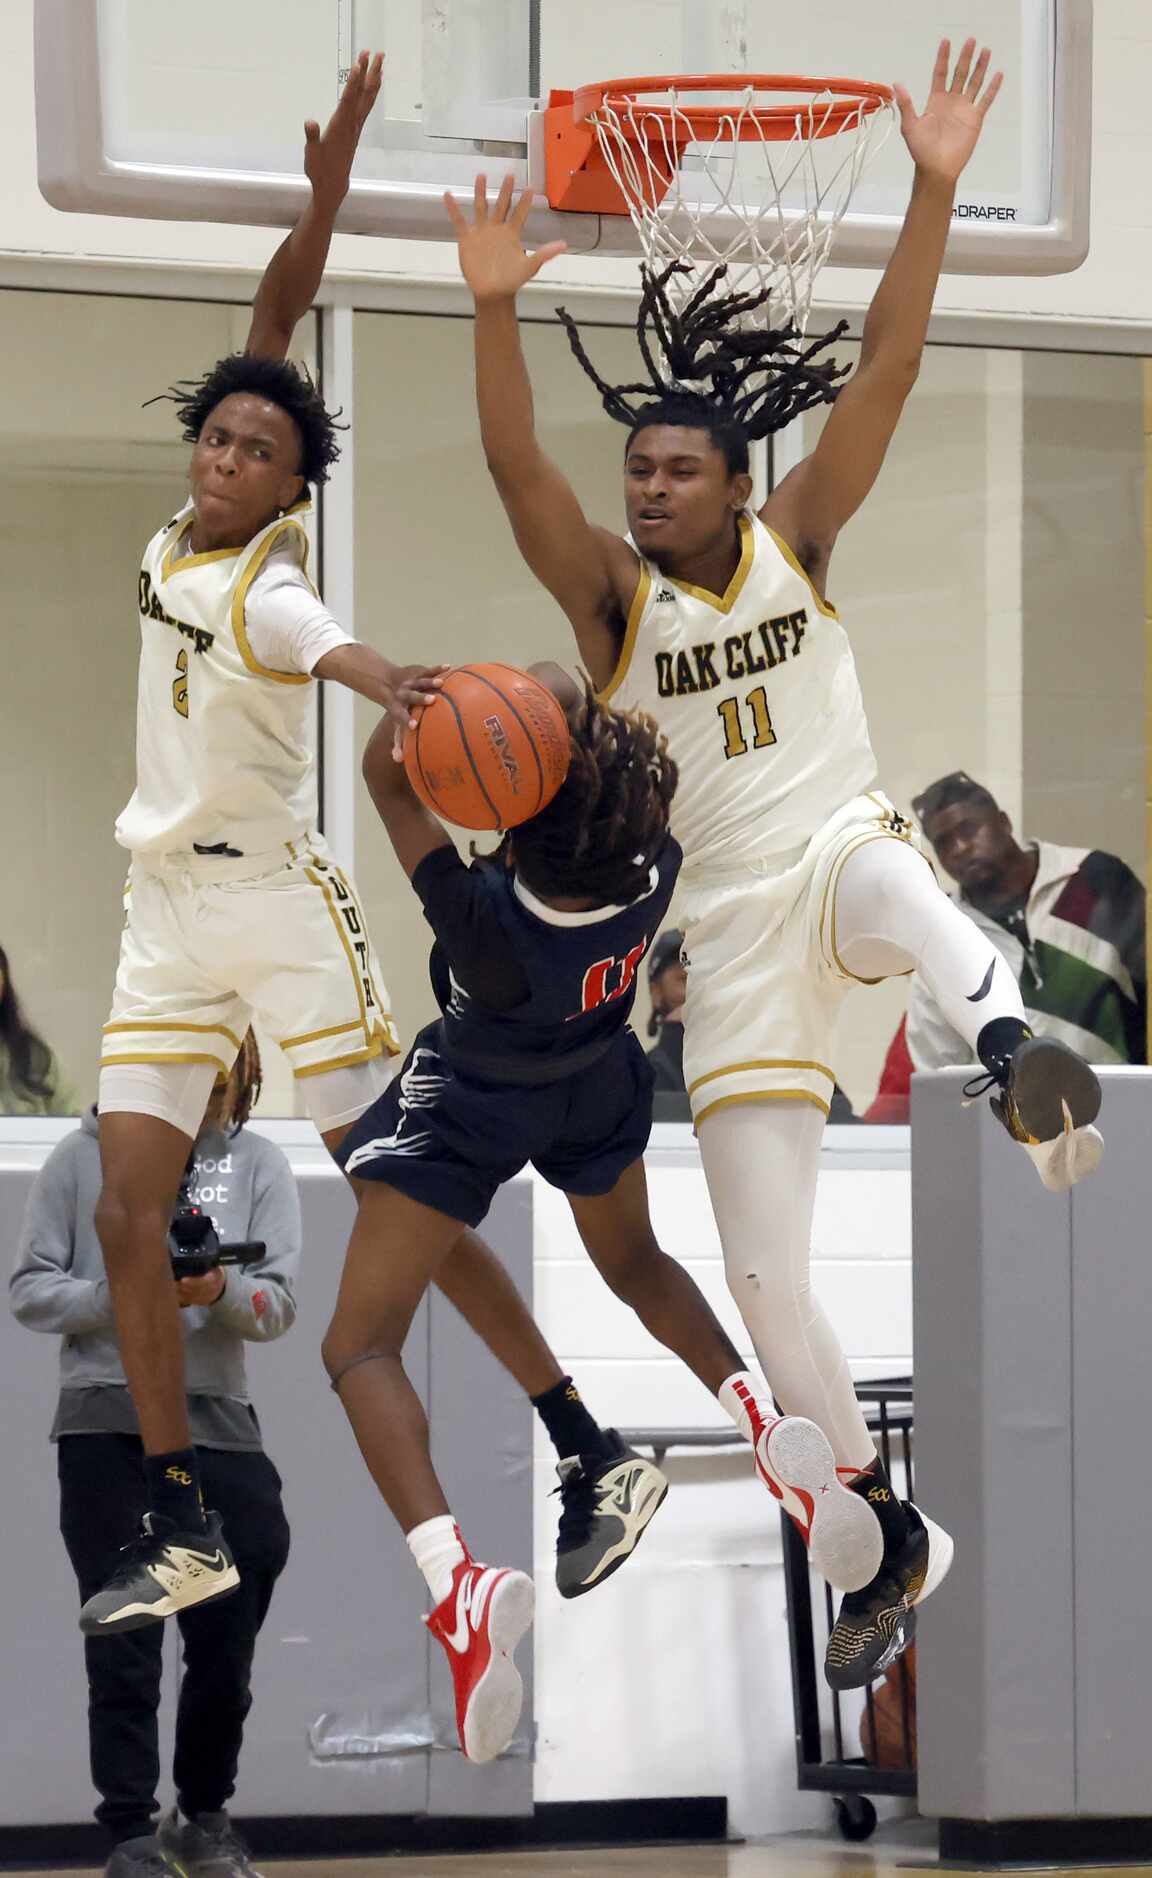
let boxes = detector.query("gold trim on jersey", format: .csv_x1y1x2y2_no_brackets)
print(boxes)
667,511,755,613
695,1088,832,1125
687,1056,836,1096
764,525,839,620
161,530,243,580
99,1050,233,1073
280,1018,365,1051
597,564,652,703
293,1038,386,1079
230,515,314,686
102,1019,244,1051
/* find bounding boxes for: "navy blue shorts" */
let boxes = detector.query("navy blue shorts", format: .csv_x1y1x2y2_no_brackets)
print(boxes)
335,1022,654,1227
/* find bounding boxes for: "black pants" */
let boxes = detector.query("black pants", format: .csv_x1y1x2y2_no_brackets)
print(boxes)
58,1435,291,1847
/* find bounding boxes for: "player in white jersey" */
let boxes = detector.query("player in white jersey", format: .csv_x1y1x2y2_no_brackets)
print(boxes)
84,57,663,1646
448,38,1104,1689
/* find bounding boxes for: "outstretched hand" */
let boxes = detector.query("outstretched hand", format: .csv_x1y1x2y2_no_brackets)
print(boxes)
445,175,568,302
388,663,450,758
304,50,384,212
895,38,1002,184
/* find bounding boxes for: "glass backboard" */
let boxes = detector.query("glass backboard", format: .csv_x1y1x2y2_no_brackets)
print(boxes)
35,0,1091,273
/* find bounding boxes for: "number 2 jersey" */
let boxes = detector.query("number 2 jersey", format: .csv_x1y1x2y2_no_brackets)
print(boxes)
116,498,346,857
602,510,878,874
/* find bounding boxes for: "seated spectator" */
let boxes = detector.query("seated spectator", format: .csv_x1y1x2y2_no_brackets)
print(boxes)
0,942,77,1114
866,773,1146,1119
10,1032,296,1878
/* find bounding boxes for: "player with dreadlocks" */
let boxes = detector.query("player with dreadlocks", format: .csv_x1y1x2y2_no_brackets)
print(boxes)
84,57,661,1654
448,37,1105,1693
327,663,863,1762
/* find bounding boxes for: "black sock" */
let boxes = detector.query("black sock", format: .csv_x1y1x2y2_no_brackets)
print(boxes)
976,1016,1032,1087
144,1449,206,1531
848,1458,911,1564
531,1378,613,1462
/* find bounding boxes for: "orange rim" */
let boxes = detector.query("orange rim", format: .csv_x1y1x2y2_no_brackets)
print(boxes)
575,72,894,143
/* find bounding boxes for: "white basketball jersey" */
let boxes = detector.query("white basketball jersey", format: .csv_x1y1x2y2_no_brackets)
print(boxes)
116,500,319,856
604,511,877,871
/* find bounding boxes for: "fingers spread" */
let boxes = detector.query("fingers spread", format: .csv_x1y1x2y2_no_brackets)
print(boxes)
527,240,568,277
965,46,991,101
892,82,916,132
510,185,535,232
950,36,976,93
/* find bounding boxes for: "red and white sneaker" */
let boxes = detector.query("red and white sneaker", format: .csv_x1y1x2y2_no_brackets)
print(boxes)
425,1551,535,1764
755,1415,884,1593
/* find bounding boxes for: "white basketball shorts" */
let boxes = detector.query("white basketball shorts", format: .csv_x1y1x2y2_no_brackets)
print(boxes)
101,832,401,1087
678,792,921,1125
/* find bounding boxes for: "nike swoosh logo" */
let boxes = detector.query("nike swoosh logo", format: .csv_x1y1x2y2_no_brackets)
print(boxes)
444,1576,474,1655
966,960,997,1003
177,1548,228,1571
604,1466,646,1517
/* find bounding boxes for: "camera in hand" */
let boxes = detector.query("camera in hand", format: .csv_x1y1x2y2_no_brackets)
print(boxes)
168,1163,265,1278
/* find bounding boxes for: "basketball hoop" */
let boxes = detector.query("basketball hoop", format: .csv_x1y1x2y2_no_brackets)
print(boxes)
545,74,896,337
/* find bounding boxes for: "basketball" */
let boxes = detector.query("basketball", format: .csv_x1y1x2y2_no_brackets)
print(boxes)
404,662,572,831
860,1643,917,1771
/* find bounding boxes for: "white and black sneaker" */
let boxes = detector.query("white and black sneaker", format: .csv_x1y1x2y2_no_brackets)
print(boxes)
80,1511,239,1636
554,1432,668,1599
104,1834,181,1875
159,1806,262,1876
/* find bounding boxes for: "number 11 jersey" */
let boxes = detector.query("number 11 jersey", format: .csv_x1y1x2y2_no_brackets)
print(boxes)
602,510,877,874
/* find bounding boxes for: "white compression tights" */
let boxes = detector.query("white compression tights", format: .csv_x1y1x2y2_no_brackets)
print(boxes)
833,836,1026,1050
697,836,1029,1470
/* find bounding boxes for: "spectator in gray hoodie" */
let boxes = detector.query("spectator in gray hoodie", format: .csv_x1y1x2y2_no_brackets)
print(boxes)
10,1031,297,1878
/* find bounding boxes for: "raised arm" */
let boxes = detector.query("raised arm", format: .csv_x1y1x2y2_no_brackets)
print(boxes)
764,39,1002,588
446,178,641,688
246,52,383,360
362,710,456,881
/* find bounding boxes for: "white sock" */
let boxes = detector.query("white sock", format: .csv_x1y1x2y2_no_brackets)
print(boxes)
719,1370,777,1446
407,1514,466,1605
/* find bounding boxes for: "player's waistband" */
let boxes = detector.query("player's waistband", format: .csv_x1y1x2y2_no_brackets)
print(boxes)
439,1028,617,1087
129,830,316,884
679,841,809,891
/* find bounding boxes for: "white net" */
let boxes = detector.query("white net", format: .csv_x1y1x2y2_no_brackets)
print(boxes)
588,83,897,339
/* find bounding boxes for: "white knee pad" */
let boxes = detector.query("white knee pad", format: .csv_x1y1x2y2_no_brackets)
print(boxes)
300,1052,395,1134
98,1060,220,1141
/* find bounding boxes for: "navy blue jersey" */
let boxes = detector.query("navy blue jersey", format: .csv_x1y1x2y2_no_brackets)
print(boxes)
412,835,682,1085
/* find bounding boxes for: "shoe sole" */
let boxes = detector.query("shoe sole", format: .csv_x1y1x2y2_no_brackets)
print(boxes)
1012,1037,1101,1140
761,1418,884,1593
462,1571,535,1765
558,1459,670,1600
81,1566,241,1636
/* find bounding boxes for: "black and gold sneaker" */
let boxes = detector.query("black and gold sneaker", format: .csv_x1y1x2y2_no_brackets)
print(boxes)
969,1034,1103,1193
824,1503,953,1693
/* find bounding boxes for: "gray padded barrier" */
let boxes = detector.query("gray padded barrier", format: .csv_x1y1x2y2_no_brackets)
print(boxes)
913,1067,1152,1858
